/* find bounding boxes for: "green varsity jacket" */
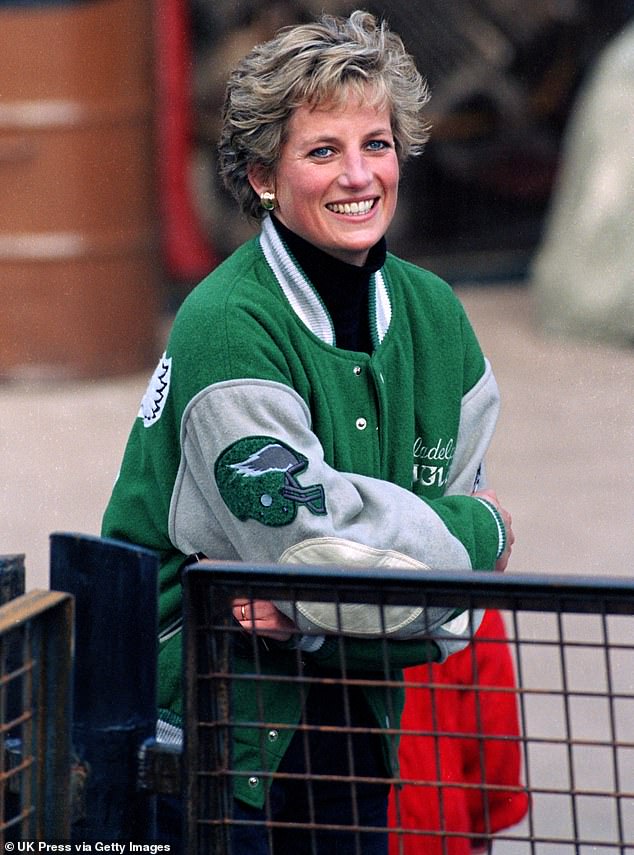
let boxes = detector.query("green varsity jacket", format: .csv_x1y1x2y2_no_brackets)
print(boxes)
102,215,504,807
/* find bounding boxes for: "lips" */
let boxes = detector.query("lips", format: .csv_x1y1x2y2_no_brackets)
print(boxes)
325,199,375,216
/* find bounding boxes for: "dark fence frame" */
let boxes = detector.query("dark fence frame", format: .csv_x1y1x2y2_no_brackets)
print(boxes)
0,574,73,841
183,561,634,855
49,532,160,843
3,539,633,850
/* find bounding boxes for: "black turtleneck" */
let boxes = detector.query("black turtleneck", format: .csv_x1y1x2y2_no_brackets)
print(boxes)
270,215,386,354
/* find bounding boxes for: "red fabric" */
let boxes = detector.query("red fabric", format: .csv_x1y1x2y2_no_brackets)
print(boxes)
388,610,529,854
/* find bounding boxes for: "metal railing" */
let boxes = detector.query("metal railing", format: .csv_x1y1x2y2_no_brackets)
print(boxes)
182,562,634,855
49,532,159,842
0,576,73,842
3,538,633,852
1,535,160,843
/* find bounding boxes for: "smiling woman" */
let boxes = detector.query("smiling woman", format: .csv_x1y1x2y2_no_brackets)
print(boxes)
217,9,431,219
102,10,516,854
247,97,400,265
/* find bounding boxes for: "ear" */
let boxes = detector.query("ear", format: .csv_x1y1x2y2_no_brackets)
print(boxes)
247,163,273,197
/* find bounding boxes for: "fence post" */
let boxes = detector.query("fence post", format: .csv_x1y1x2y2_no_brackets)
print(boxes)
50,533,159,842
183,573,233,855
0,552,27,806
0,554,25,604
0,589,73,842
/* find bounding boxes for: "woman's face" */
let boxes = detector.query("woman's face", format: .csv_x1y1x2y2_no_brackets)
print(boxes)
251,95,400,266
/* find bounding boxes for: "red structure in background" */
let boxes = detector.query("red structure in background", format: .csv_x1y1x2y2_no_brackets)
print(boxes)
154,0,218,283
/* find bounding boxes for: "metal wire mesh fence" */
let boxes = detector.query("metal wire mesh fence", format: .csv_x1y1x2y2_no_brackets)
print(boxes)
183,562,634,855
0,588,73,843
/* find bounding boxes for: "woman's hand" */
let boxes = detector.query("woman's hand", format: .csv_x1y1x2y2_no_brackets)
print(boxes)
232,598,296,641
474,489,515,572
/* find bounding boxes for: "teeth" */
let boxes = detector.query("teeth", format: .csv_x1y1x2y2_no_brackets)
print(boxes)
327,199,374,215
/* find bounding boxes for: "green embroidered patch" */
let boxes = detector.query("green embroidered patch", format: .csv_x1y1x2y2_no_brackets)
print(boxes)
215,436,327,526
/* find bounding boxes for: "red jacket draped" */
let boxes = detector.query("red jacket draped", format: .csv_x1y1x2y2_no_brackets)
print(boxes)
389,609,529,854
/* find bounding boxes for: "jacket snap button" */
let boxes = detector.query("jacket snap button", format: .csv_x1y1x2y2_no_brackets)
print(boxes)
267,729,279,742
356,417,367,430
248,776,260,788
353,365,362,376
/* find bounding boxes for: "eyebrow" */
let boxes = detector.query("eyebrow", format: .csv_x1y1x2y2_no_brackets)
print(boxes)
301,128,394,147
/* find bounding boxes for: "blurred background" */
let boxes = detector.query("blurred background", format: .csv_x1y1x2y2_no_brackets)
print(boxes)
1,0,633,588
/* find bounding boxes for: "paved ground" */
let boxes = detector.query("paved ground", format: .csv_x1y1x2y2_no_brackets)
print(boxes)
2,283,633,590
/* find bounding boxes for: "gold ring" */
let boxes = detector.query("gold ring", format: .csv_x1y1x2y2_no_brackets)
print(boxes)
241,604,246,621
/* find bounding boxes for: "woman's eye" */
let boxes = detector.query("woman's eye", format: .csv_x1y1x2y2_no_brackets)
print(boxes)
309,147,333,158
366,139,390,151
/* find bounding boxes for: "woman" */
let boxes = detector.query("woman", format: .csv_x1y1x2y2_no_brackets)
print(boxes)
102,11,514,853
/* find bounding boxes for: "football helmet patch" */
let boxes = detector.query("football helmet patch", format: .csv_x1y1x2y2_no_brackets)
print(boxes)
215,436,327,526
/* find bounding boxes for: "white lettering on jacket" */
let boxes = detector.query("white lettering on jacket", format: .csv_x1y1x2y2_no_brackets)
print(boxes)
412,437,455,489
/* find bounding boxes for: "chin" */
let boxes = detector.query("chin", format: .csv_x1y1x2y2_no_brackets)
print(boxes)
341,240,379,261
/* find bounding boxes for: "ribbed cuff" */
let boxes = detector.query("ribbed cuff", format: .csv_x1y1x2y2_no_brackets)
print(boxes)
473,497,507,559
156,717,183,748
296,634,325,652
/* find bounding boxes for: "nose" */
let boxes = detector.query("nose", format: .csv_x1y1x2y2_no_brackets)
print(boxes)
339,150,372,189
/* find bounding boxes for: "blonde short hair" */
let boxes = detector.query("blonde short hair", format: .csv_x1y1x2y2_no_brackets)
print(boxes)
218,10,431,219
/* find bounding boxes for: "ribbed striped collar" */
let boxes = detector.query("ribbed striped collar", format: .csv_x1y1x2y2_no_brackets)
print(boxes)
259,215,392,348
